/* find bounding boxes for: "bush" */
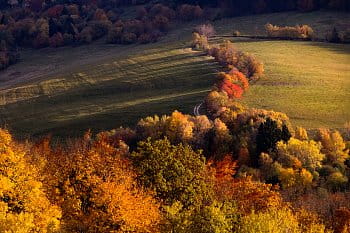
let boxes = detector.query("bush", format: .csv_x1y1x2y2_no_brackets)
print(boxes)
195,23,216,37
265,23,314,39
233,30,241,36
191,32,209,50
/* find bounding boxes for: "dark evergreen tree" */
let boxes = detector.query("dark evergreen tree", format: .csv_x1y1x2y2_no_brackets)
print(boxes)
255,118,291,166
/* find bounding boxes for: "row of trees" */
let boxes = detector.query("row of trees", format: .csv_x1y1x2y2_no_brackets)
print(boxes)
265,23,315,39
192,25,263,103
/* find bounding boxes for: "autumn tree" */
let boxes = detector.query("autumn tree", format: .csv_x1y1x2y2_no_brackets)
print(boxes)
276,138,325,172
256,118,291,164
130,138,212,208
0,129,61,232
39,133,161,232
316,129,349,164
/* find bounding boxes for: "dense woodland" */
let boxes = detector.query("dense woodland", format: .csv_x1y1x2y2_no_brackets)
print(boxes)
0,25,349,231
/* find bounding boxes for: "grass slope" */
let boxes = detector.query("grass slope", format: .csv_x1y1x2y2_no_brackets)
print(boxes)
0,11,349,137
233,40,350,129
0,41,220,137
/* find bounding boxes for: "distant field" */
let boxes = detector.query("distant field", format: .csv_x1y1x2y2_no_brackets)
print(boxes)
232,40,350,129
0,11,349,137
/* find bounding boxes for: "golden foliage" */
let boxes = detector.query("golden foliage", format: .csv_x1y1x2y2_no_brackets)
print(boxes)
38,134,161,233
0,129,61,232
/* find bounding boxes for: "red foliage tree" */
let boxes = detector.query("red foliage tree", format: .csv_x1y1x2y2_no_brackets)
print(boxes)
218,78,244,99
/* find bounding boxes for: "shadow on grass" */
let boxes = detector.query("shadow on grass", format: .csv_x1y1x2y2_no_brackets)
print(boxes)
308,41,350,55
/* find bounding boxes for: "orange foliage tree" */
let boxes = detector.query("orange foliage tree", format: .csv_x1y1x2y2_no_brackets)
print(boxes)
36,133,161,232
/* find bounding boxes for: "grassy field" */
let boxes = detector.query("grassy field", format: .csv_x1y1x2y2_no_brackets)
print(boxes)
0,11,349,137
0,40,220,137
232,40,350,129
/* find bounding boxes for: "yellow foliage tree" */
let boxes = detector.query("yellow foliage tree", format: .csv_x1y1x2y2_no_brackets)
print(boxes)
0,129,61,233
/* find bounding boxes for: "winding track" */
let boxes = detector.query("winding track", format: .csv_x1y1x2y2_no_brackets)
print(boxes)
193,102,204,116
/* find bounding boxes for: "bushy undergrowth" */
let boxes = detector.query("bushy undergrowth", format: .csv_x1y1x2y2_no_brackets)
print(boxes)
265,23,315,39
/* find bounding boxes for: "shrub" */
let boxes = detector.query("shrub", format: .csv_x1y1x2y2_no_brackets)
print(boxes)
191,32,209,50
195,23,216,37
265,23,314,39
233,30,241,36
